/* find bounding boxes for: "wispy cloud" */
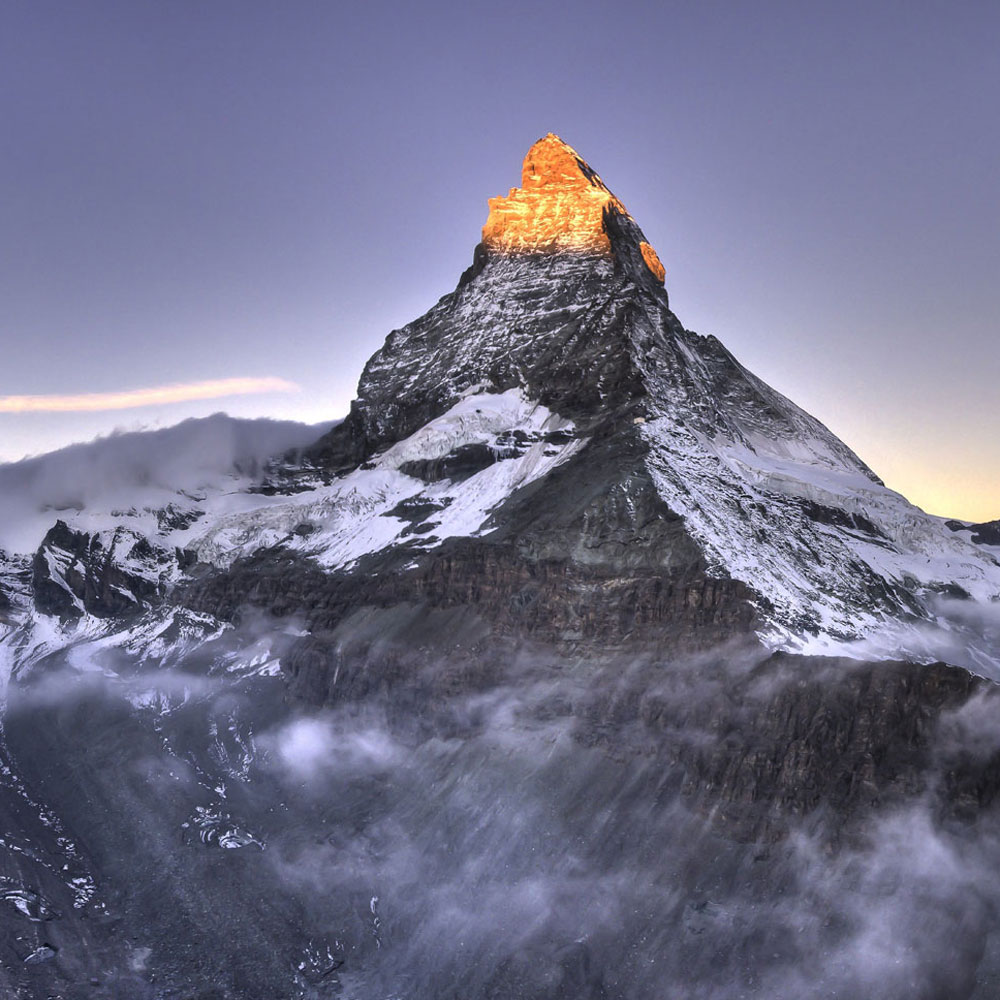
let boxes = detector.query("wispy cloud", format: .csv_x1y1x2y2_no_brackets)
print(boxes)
0,376,299,413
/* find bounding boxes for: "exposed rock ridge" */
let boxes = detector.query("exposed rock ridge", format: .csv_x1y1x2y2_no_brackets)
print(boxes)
309,134,870,484
948,518,1000,548
300,134,1000,661
30,520,178,620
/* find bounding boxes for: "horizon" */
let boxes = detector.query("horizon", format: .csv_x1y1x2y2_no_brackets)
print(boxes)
2,2,997,521
0,372,992,529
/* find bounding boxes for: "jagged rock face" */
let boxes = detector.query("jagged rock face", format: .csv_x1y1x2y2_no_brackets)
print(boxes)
659,655,1000,840
481,132,666,286
31,521,179,619
0,555,30,627
308,134,674,473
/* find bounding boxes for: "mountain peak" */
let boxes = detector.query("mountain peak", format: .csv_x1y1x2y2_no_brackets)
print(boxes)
481,133,666,283
518,133,604,190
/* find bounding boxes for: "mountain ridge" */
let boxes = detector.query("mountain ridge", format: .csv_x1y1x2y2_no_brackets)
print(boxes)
297,133,1000,670
1,134,999,999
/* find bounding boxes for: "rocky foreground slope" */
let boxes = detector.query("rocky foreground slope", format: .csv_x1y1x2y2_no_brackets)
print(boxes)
1,135,999,999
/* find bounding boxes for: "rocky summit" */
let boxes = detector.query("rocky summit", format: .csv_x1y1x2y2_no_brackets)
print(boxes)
481,132,666,282
1,136,1000,1000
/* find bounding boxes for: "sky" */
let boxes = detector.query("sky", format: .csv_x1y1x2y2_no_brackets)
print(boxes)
1,0,997,521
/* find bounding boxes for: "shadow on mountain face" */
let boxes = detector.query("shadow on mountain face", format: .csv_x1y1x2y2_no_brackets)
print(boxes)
2,625,1000,1000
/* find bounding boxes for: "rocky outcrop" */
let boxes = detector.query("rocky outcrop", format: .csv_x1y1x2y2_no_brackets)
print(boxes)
307,137,672,475
0,554,30,626
948,518,1000,547
31,521,177,619
481,132,664,285
618,653,1000,841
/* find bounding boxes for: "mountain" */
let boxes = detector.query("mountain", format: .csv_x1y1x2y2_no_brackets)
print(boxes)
1,134,999,1000
0,412,336,552
220,133,1000,671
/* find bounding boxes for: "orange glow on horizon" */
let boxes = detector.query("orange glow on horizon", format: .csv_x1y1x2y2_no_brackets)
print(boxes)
883,473,999,525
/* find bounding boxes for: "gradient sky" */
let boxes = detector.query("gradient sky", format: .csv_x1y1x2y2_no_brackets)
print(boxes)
1,1,997,520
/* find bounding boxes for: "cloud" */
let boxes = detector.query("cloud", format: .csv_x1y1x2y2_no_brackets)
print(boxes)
10,619,1000,997
0,376,299,413
265,716,402,781
0,411,332,553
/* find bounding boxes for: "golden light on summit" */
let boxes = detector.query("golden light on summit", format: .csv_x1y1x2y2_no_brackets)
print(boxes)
639,241,666,283
482,133,622,256
482,133,666,283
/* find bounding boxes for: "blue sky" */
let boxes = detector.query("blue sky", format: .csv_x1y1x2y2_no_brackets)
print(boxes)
1,1,997,519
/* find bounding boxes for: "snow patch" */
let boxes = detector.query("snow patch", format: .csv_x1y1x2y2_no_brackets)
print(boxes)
192,389,583,571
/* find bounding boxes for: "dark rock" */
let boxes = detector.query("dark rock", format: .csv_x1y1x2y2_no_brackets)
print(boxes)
383,496,449,523
23,944,57,965
948,518,1000,546
155,504,204,533
31,521,173,619
398,441,524,483
797,498,886,538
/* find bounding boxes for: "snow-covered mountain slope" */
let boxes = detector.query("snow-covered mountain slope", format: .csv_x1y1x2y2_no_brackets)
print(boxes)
0,389,584,695
631,319,1000,669
193,389,584,571
3,133,999,684
298,134,1000,673
0,414,331,690
0,412,334,555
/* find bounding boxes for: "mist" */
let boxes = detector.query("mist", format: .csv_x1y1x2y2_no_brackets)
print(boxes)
7,617,999,998
0,412,334,554
828,595,1000,681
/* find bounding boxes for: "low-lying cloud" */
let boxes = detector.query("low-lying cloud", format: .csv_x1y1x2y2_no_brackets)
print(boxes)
266,716,402,780
6,612,1000,998
0,411,333,553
